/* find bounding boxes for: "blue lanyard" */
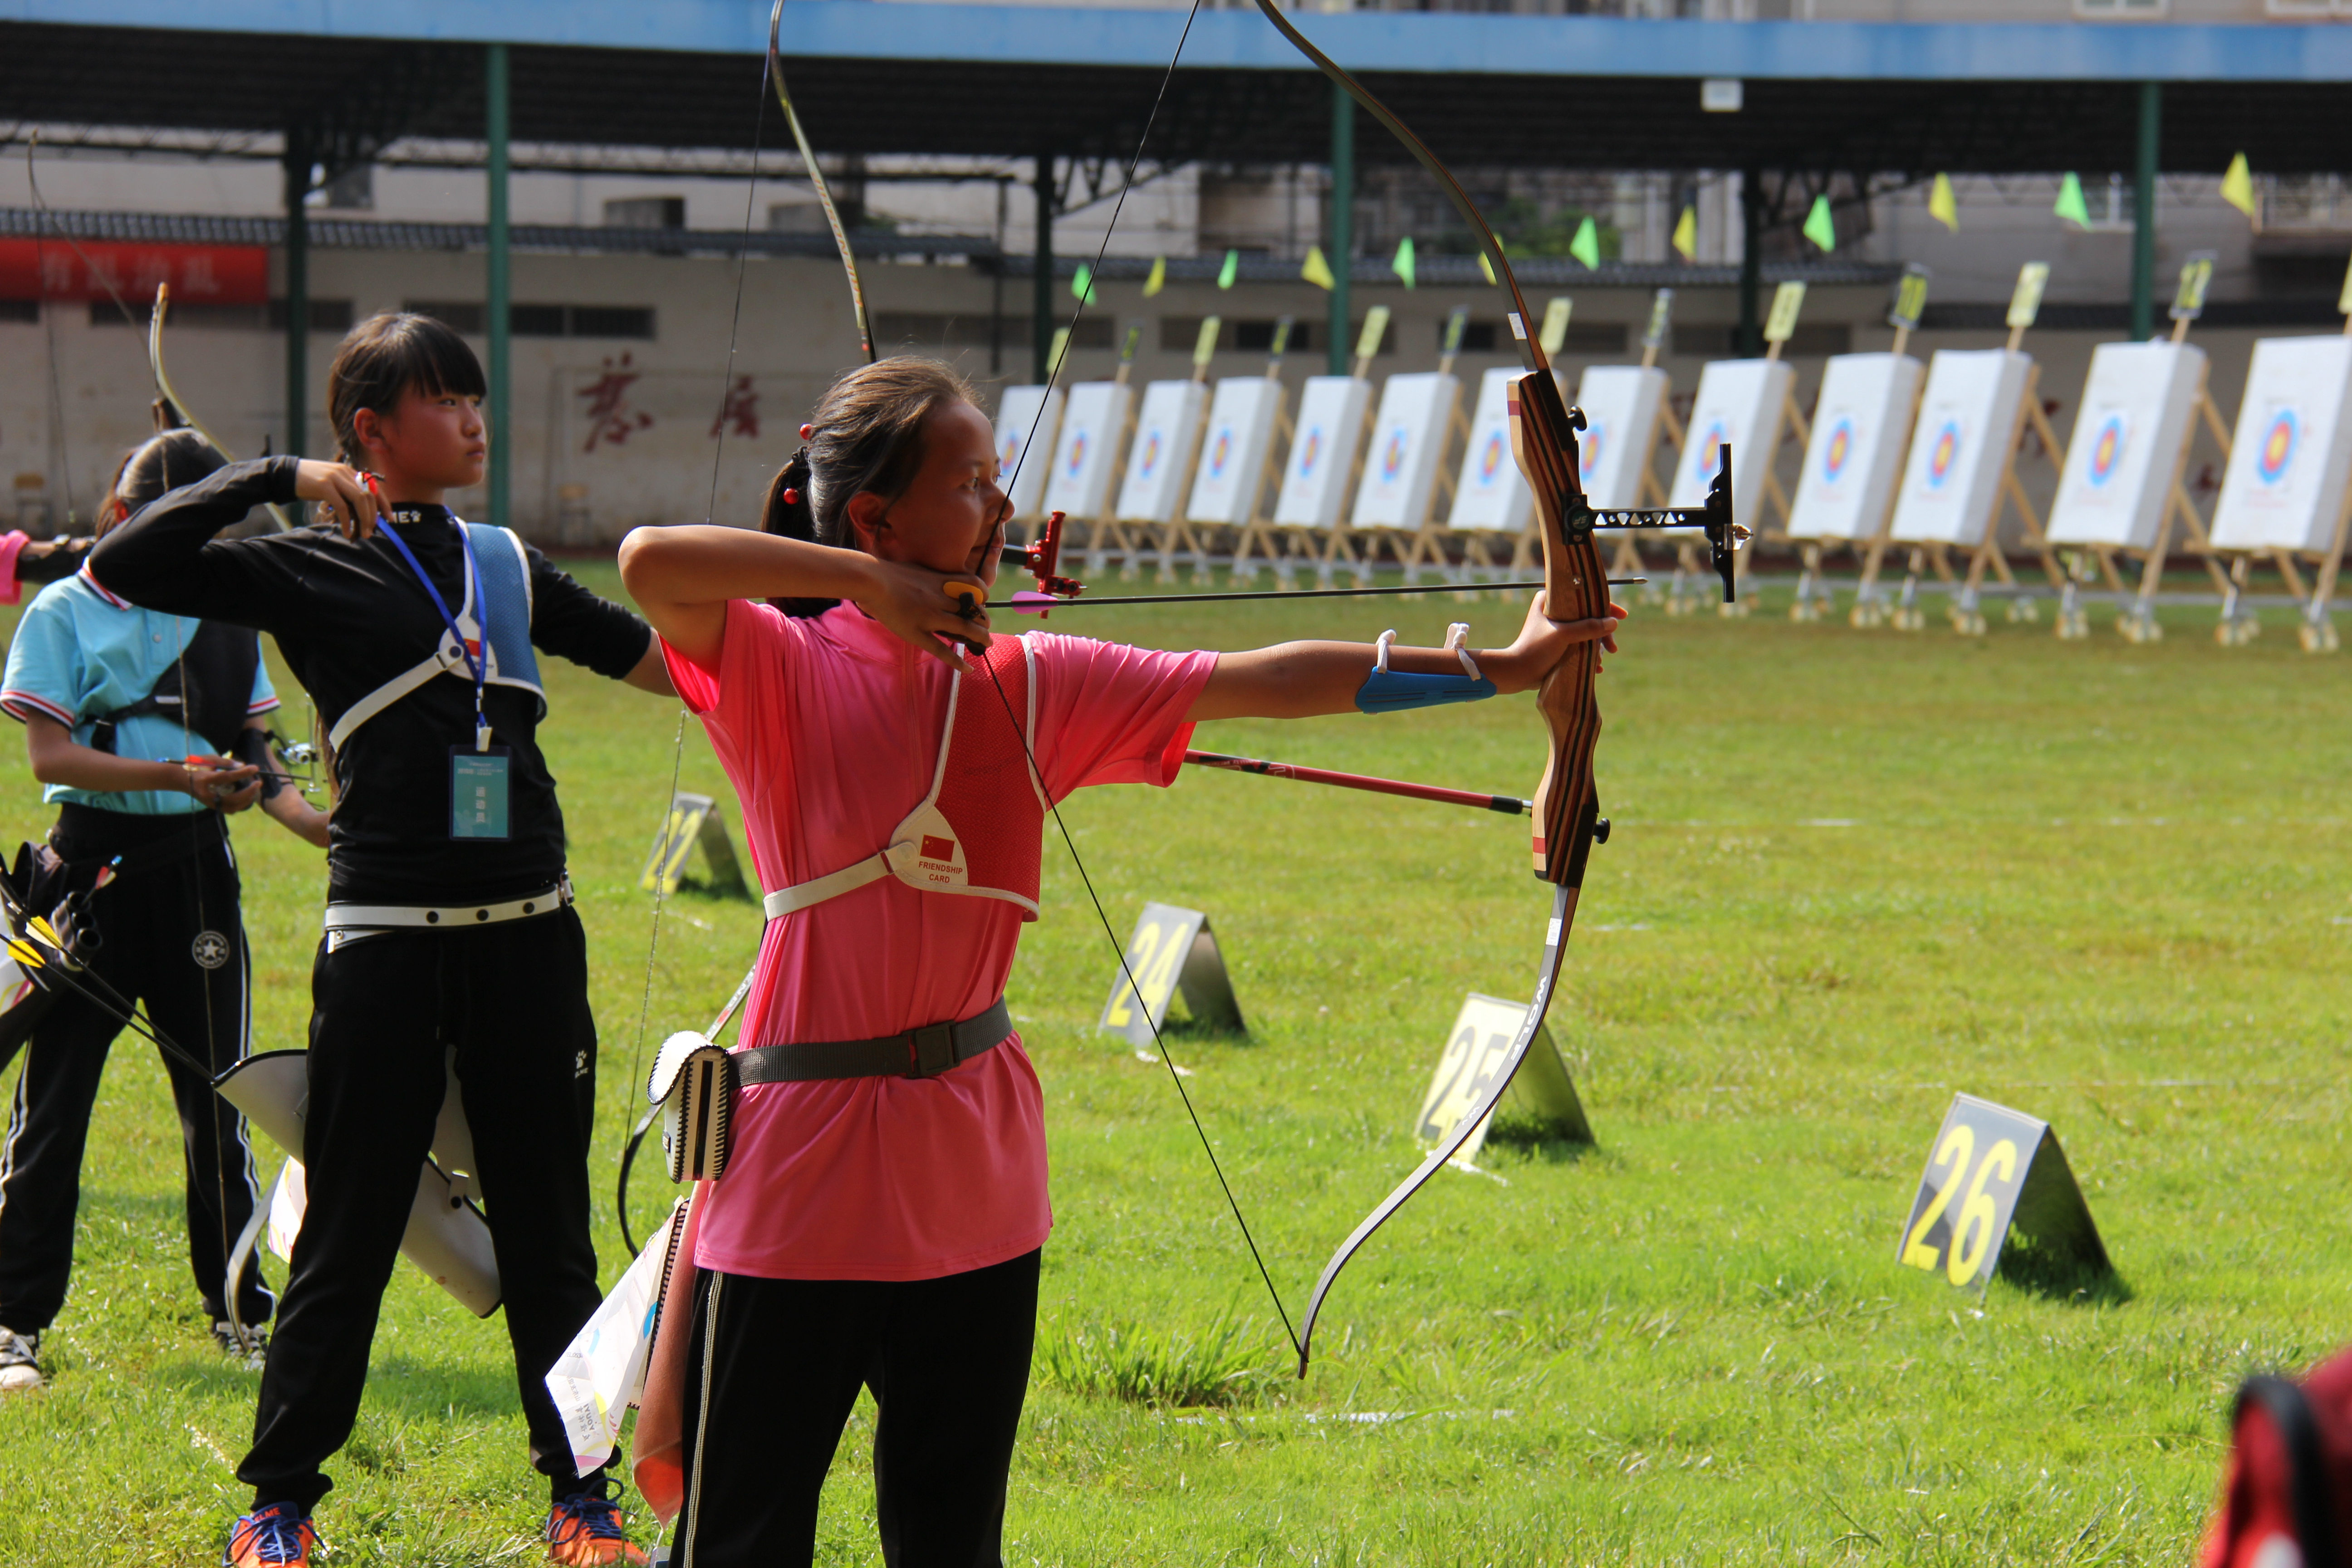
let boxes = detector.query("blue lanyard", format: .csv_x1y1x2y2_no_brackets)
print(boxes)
381,512,492,747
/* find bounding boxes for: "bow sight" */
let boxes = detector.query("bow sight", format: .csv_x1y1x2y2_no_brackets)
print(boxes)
1563,430,1745,605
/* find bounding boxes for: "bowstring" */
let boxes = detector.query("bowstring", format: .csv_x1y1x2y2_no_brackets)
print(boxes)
1001,0,1205,507
973,651,1300,1362
24,136,250,1339
974,0,1299,1357
617,28,784,1234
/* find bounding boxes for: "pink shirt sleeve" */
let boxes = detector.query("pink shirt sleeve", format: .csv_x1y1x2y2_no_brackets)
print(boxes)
1025,632,1216,799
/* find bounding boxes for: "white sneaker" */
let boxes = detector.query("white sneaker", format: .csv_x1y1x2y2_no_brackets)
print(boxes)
0,1326,42,1393
211,1320,268,1372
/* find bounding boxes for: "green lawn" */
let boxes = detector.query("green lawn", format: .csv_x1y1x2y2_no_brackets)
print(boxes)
0,567,2344,1565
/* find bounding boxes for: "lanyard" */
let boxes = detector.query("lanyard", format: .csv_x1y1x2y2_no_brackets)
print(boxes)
381,512,493,749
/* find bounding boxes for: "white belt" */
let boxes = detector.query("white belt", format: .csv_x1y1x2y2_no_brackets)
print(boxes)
323,877,573,932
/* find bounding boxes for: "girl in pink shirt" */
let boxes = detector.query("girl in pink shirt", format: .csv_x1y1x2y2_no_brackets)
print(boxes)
617,359,1620,1568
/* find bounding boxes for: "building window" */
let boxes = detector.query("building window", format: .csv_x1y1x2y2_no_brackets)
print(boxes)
0,300,36,324
91,300,350,332
1437,319,1499,353
604,196,686,229
1235,318,1309,353
2076,0,2166,15
267,299,356,333
402,302,655,340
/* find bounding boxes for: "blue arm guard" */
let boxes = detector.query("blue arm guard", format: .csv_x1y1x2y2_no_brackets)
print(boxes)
1355,668,1497,714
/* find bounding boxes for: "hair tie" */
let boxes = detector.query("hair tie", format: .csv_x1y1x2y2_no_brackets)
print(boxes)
799,423,814,440
781,489,801,505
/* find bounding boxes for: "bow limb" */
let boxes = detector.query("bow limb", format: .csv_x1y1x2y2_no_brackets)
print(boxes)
1260,0,1613,1377
768,0,877,365
149,284,296,533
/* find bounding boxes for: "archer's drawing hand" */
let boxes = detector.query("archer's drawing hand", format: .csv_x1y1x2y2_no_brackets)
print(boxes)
857,557,988,670
294,461,386,541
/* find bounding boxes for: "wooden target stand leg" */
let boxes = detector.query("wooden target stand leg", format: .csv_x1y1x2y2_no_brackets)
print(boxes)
1636,397,1686,609
2296,482,2352,653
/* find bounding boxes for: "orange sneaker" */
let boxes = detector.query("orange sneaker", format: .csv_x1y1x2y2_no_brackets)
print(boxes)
223,1502,316,1568
544,1492,648,1567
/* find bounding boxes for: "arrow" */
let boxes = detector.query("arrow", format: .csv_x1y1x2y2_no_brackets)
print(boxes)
1184,750,1532,815
990,578,1642,612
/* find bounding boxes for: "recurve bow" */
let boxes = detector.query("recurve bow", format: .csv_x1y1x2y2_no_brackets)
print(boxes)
1250,0,1740,1376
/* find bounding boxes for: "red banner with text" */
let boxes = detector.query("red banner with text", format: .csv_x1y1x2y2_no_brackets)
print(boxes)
0,240,269,306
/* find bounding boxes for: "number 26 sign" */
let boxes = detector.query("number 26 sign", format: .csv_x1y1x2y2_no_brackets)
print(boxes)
1896,1093,2110,1294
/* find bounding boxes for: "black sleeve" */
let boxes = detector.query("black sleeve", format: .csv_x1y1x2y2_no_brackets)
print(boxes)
525,543,654,680
12,536,93,585
88,457,307,630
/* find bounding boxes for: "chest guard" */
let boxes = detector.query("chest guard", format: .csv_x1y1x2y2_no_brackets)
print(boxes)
762,634,1049,922
328,523,544,750
88,618,260,756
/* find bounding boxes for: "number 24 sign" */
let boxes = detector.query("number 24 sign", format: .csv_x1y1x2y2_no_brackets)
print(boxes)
1896,1093,2109,1294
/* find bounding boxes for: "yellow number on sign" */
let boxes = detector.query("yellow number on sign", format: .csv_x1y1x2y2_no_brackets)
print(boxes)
1134,925,1187,1019
1946,1137,2018,1285
1104,922,1165,1028
1423,1024,1480,1134
1901,1124,1974,1271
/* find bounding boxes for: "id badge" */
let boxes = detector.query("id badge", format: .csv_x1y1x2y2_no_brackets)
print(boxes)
450,746,512,840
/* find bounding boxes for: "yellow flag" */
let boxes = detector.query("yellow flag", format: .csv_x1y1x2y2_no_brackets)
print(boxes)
1301,245,1336,291
1142,256,1167,298
1928,173,1959,233
2220,153,2256,219
1477,251,1495,285
1671,206,1697,263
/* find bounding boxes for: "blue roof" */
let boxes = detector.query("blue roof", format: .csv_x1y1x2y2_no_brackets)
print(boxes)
13,0,2352,83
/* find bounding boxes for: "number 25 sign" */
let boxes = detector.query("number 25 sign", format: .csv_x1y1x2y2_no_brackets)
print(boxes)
1896,1093,2110,1294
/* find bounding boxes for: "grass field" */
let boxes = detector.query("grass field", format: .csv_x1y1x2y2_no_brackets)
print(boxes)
0,566,2345,1566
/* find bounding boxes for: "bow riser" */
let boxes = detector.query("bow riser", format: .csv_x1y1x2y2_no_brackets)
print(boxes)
1509,370,1608,888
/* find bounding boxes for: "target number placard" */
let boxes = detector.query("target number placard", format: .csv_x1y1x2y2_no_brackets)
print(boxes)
1098,902,1244,1047
1896,1093,2108,1293
1416,993,1592,1163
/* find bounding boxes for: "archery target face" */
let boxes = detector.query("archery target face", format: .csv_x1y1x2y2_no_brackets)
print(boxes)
1447,367,1534,533
1788,353,1922,542
1571,365,1668,510
993,384,1063,519
1667,358,1793,538
1115,380,1206,523
1891,349,2032,546
1042,381,1131,520
2048,340,2203,549
1186,377,1284,526
1353,372,1458,529
1274,376,1371,528
2211,335,2352,554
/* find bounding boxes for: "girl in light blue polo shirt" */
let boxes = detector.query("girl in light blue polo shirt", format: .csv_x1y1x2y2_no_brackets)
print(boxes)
0,428,326,1396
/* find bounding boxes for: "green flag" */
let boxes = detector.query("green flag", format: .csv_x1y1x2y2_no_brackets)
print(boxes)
2053,172,2091,229
1217,249,1240,290
1391,236,1416,289
1803,195,1837,253
1568,216,1600,271
1071,264,1097,304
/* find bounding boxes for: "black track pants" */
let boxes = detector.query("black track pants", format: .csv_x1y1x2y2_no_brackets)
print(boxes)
670,1250,1041,1568
236,907,605,1513
0,810,269,1332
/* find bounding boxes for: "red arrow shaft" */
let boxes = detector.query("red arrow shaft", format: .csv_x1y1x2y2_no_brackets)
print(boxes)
1183,750,1530,816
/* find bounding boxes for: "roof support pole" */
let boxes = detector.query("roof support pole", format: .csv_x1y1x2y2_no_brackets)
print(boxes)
1034,152,1054,384
1736,170,1762,358
281,130,310,460
486,41,513,531
2132,80,2160,343
1328,79,1354,377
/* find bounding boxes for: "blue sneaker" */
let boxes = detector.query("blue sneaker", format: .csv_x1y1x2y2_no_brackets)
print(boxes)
545,1491,647,1567
224,1501,316,1568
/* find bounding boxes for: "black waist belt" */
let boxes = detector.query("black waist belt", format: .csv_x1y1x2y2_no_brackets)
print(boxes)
735,998,1014,1083
50,802,224,872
